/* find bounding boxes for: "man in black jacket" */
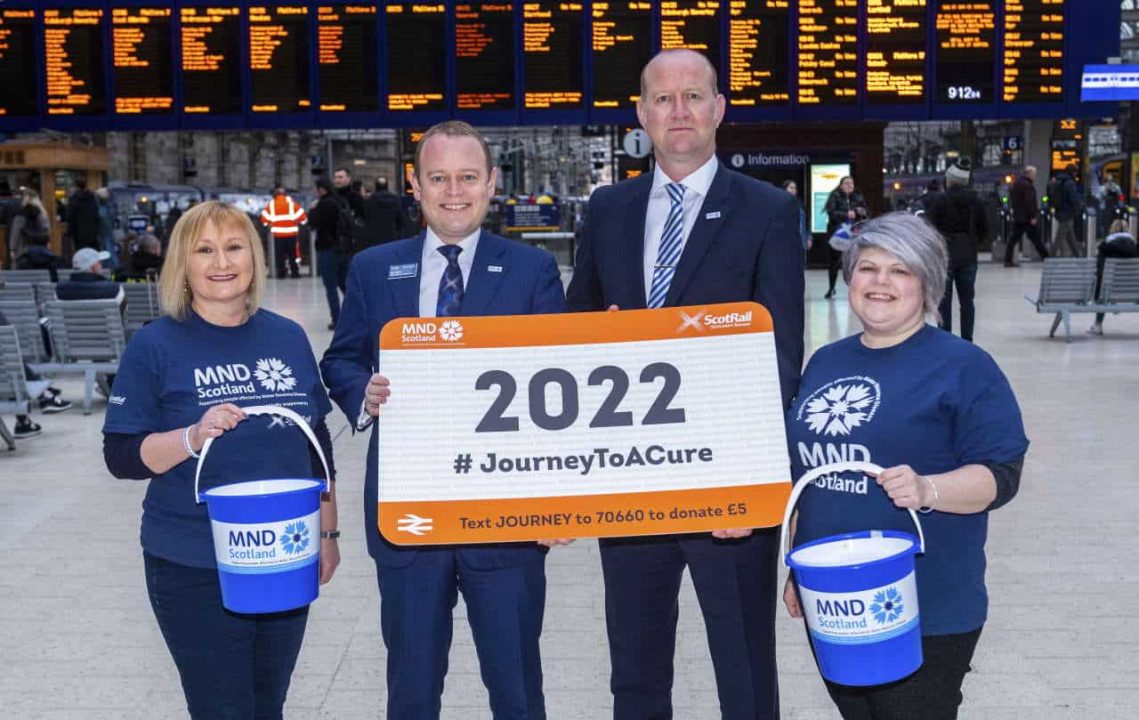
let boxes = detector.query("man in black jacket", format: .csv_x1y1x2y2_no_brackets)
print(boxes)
1005,165,1049,266
361,178,411,250
1049,165,1083,257
311,178,344,330
64,178,100,254
928,160,990,343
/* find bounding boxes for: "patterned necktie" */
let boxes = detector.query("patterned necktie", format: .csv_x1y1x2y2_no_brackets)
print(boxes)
435,245,464,316
648,182,686,309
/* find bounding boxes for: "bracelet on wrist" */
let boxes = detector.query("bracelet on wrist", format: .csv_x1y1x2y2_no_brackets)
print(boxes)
918,475,939,514
320,530,340,540
182,425,200,459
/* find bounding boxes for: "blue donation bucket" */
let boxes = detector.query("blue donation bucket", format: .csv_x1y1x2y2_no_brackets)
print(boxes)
195,405,330,614
779,462,926,687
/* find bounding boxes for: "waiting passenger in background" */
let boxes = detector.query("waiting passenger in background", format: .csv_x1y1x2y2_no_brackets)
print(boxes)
10,188,52,271
1088,218,1139,336
0,308,72,439
824,176,868,299
57,248,124,304
782,179,812,252
361,177,412,250
927,158,989,343
310,177,344,330
1005,165,1048,266
1049,164,1083,257
65,178,100,255
784,212,1028,720
113,233,164,282
908,179,941,216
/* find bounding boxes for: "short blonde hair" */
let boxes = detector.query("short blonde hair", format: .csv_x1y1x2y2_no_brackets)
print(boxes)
159,201,266,321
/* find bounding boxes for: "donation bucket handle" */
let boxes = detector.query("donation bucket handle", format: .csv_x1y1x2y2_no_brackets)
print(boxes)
194,404,331,504
779,461,925,568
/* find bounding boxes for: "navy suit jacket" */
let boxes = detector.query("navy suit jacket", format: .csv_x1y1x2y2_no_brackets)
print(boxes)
566,164,805,407
320,230,566,567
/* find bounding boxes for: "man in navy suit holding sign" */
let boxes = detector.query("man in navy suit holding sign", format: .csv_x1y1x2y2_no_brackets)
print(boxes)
567,50,805,720
320,121,565,720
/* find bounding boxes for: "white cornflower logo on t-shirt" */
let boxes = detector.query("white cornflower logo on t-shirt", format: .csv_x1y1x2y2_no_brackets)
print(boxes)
800,378,881,437
254,358,297,392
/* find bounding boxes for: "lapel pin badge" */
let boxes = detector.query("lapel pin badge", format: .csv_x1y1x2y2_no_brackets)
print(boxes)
487,265,504,273
705,210,722,220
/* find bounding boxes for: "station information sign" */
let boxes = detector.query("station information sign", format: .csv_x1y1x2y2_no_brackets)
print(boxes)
522,2,584,110
0,9,38,118
180,7,242,115
660,1,721,69
935,0,995,103
455,3,515,112
386,2,446,112
865,0,926,104
727,1,790,107
591,1,650,110
317,4,378,113
112,7,175,115
43,7,107,116
798,0,859,106
1002,0,1064,103
248,5,311,113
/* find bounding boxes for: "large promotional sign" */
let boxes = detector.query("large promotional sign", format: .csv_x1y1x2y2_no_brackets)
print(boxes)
376,302,792,545
810,163,850,234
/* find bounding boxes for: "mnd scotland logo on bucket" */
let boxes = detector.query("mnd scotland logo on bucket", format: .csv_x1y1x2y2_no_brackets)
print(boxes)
800,571,918,644
211,510,321,573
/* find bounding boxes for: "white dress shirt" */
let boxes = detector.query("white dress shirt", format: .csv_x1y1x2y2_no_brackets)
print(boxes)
642,155,719,300
418,227,480,317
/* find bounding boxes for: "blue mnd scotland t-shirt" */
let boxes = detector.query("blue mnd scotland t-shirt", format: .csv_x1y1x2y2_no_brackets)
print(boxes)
786,324,1029,635
104,309,333,568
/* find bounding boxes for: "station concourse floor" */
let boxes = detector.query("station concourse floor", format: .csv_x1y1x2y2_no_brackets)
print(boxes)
2,261,1137,720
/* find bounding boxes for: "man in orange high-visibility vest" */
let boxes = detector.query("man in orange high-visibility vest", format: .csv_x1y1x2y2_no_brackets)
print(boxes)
260,185,308,278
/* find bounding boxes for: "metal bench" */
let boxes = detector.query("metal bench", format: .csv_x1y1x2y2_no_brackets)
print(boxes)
0,325,32,451
0,288,50,363
0,269,52,285
1025,257,1139,341
121,282,162,337
29,299,126,414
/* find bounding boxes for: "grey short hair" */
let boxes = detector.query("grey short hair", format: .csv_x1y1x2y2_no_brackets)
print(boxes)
842,212,948,320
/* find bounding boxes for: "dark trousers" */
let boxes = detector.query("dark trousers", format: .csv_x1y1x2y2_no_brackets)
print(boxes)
143,553,309,720
938,262,978,342
600,530,780,720
824,628,982,720
375,552,547,720
317,249,346,324
827,246,843,293
1005,221,1049,262
273,235,299,278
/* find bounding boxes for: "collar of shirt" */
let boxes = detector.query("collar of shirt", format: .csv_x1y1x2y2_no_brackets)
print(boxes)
649,154,718,201
643,155,719,298
419,227,480,316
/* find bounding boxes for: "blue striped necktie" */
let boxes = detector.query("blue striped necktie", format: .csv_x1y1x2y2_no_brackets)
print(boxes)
648,182,686,309
435,245,464,316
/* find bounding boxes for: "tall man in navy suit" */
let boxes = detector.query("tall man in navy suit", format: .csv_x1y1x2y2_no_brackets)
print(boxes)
320,121,566,720
567,50,805,720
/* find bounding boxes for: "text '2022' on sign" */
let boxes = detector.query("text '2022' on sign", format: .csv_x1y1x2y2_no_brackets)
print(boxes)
376,302,792,545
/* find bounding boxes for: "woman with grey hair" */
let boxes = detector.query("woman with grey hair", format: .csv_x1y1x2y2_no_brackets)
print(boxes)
782,212,1029,719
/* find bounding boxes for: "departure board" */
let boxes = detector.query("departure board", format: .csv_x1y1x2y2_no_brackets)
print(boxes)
591,1,650,109
43,8,106,116
798,0,859,106
455,3,515,111
522,2,584,110
386,2,446,112
935,1,995,103
317,4,378,113
248,5,311,113
181,7,241,115
727,1,791,107
1003,0,1064,103
866,0,926,104
660,1,721,69
0,9,38,118
111,7,174,114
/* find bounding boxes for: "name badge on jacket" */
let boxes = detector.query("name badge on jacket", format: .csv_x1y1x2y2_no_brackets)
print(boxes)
388,263,418,280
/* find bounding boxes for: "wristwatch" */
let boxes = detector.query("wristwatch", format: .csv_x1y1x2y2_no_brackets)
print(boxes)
320,530,340,540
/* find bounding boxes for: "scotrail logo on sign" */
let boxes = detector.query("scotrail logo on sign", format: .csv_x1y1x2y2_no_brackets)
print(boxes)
800,572,919,644
211,511,321,573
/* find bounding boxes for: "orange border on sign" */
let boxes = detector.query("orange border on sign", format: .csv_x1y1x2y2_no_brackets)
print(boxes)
379,301,773,350
380,484,792,545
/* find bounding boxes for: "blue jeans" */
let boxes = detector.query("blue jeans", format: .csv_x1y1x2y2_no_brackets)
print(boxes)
144,553,309,720
938,262,978,342
317,249,345,324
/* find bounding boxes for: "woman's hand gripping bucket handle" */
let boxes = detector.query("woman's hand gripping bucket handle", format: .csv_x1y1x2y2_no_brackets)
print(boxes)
778,461,926,568
194,404,332,503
